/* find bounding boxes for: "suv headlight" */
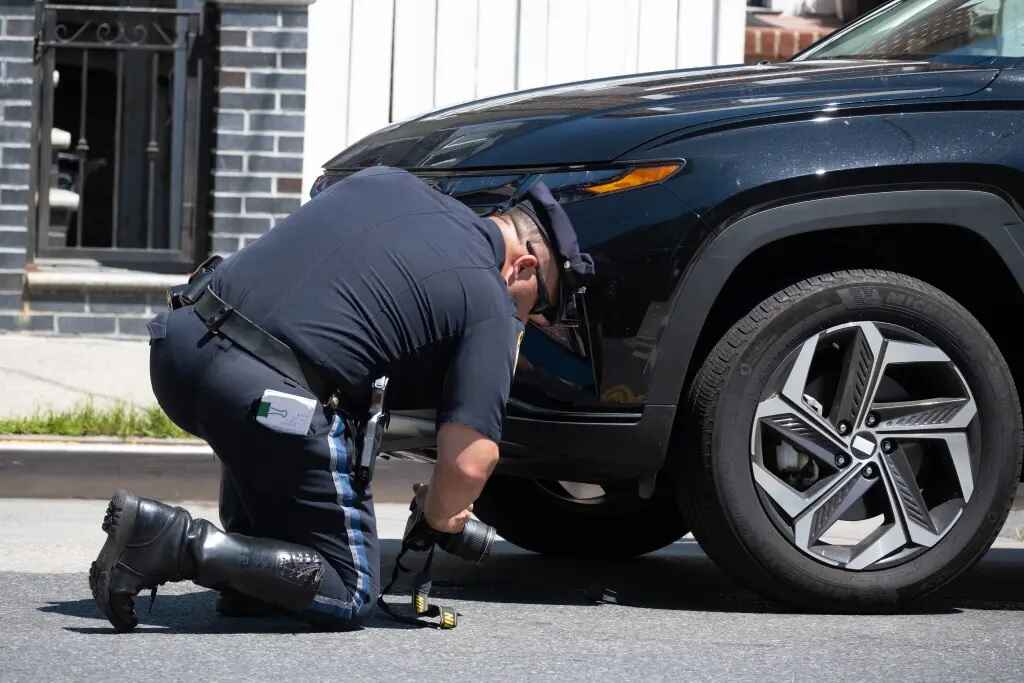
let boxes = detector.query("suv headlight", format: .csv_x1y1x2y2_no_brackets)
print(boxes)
311,160,684,209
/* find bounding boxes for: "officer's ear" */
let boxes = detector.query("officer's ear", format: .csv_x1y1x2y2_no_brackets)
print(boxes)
510,253,539,284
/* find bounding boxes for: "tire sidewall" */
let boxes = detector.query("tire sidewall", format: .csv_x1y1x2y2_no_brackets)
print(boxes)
710,276,1021,603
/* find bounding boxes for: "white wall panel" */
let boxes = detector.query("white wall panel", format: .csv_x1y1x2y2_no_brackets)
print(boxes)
302,0,353,194
584,0,633,79
636,0,678,72
345,0,394,144
621,0,642,73
302,0,748,194
717,0,747,65
475,0,519,98
392,0,438,121
545,0,588,86
676,0,715,68
435,0,480,107
517,0,550,89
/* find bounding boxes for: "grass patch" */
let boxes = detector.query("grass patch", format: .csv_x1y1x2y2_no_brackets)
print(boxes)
0,402,190,439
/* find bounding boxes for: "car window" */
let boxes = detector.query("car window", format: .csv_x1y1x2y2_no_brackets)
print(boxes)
800,0,1024,63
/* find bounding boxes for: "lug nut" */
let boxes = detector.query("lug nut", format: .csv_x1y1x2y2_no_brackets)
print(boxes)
862,464,878,479
866,413,879,428
835,453,849,468
837,421,851,435
881,439,895,454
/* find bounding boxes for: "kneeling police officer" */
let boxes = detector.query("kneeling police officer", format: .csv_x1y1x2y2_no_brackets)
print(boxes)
89,166,593,631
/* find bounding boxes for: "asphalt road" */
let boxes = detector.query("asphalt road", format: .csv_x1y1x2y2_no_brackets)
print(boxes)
3,499,1024,682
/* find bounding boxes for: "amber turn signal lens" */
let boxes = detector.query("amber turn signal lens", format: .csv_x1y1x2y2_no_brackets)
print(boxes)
583,163,681,195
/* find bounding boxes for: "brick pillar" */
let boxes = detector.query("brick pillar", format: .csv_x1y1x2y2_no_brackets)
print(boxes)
0,0,34,329
209,0,312,256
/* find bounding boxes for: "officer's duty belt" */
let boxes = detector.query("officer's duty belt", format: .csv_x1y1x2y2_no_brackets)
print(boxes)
191,286,335,403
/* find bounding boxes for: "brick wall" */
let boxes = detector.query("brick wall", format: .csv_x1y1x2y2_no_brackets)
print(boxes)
210,2,309,256
21,288,169,337
0,0,34,331
744,13,842,64
0,1,311,338
745,26,831,63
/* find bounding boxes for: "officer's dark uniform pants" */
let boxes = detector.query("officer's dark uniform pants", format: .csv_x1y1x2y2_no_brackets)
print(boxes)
148,306,380,626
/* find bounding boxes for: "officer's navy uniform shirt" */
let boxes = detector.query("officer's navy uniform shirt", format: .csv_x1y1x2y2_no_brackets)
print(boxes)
212,166,524,442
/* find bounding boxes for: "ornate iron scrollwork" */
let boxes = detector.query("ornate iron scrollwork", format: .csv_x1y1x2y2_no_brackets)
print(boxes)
43,6,199,52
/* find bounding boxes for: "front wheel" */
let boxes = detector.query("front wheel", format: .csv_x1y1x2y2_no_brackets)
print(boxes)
681,270,1022,610
474,474,688,558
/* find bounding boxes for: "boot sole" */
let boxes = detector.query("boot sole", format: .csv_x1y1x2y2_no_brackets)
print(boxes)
89,490,141,632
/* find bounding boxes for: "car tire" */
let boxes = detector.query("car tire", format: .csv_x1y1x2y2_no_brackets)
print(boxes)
474,474,688,557
679,270,1022,610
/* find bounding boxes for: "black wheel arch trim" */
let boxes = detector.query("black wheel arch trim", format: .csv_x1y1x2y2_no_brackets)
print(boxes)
648,188,1024,410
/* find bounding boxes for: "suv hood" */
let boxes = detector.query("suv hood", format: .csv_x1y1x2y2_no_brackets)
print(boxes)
325,60,997,170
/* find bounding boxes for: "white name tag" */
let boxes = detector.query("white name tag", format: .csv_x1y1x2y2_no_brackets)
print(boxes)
255,389,317,436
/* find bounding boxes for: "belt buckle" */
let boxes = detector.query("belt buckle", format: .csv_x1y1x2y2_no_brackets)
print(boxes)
205,304,233,333
325,392,341,412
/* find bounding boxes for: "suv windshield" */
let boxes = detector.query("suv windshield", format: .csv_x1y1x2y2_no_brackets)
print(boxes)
799,0,1024,65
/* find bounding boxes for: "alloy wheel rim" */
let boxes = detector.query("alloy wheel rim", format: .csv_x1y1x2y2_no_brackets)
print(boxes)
750,321,978,571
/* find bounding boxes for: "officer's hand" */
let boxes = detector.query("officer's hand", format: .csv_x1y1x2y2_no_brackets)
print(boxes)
429,507,473,534
528,313,551,327
413,483,473,534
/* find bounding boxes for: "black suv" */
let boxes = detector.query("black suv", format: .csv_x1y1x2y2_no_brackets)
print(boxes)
312,0,1024,610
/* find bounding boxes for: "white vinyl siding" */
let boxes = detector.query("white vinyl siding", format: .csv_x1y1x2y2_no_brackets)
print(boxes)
302,0,746,193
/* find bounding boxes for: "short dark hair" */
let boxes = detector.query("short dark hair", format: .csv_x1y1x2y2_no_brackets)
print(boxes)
505,206,559,301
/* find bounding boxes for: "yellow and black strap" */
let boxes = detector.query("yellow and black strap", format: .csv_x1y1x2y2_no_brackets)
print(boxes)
377,544,458,630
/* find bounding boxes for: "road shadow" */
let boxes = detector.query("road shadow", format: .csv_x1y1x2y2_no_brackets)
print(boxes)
41,540,1024,633
43,590,418,634
930,547,1024,610
398,540,1024,616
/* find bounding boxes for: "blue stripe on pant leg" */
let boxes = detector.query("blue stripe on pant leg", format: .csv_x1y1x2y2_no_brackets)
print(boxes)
309,415,374,621
335,416,373,607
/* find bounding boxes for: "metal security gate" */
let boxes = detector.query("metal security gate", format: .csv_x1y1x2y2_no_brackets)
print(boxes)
31,2,210,269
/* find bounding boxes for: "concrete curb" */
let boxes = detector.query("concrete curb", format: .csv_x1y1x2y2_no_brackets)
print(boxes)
0,437,221,500
1,435,1022,540
0,434,206,445
0,437,213,457
0,435,429,503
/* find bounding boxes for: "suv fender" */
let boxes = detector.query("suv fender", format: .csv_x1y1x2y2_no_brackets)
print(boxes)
648,187,1024,418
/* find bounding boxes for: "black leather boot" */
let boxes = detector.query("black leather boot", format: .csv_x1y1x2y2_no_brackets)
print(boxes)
90,490,325,632
89,491,196,632
189,520,324,613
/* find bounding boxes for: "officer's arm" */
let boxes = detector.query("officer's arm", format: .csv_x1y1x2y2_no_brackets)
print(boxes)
427,311,523,533
423,422,499,533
